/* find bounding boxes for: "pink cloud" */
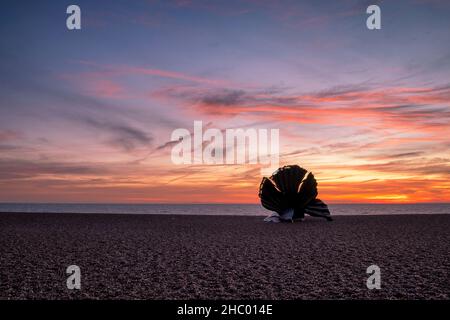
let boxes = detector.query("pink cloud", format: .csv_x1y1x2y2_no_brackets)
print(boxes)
76,60,229,86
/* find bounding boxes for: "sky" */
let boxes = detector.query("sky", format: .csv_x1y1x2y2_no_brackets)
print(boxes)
0,0,449,204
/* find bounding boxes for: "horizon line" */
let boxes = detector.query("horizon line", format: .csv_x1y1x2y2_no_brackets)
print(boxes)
1,202,449,205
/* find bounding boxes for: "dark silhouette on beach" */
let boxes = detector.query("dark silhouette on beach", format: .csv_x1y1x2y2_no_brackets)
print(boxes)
259,165,333,222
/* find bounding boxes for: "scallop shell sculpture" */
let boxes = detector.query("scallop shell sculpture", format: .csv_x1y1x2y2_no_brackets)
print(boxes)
258,165,332,222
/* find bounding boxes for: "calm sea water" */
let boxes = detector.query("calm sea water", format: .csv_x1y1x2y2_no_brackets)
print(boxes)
0,203,449,216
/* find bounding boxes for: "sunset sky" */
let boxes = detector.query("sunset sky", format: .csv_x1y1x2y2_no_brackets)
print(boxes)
0,0,449,203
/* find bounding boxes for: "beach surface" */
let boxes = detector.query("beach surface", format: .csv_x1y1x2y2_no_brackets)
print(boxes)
0,213,449,299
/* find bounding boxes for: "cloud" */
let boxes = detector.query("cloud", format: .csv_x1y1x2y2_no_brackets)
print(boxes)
0,145,20,151
0,159,111,181
0,130,20,142
79,77,126,99
157,83,450,135
75,116,154,152
314,84,371,98
367,151,425,160
155,139,181,151
201,90,247,106
316,157,450,177
0,130,22,152
75,61,229,86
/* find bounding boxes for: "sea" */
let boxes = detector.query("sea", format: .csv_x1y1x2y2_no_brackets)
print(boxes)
0,203,449,216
